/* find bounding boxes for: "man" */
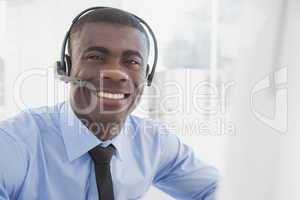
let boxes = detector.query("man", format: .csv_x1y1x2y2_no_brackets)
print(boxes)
0,7,219,200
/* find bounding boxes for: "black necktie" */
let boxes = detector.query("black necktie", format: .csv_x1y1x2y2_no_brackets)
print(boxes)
89,144,115,200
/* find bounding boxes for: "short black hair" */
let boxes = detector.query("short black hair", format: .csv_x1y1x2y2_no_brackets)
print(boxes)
67,7,150,55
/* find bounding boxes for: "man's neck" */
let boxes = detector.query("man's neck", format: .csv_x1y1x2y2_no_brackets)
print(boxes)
75,113,125,141
70,101,126,141
87,120,124,141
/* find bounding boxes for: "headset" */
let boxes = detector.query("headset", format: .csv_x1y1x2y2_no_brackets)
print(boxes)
55,6,158,86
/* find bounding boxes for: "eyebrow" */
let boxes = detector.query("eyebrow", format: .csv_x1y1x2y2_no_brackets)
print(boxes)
83,46,109,54
122,50,144,62
83,46,144,62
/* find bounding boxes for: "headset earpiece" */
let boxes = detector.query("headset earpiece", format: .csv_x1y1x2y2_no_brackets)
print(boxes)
145,64,152,86
145,64,150,77
55,61,65,76
64,54,72,76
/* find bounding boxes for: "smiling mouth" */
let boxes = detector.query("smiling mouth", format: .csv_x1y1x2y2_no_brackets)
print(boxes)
96,91,130,100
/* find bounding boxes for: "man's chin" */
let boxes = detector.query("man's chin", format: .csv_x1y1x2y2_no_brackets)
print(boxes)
91,110,128,124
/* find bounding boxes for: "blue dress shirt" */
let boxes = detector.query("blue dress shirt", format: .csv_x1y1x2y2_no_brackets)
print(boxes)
0,101,219,200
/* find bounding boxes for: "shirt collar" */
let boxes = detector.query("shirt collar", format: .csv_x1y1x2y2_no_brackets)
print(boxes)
59,101,128,162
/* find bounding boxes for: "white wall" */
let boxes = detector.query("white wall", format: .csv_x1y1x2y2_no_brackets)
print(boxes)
219,0,295,199
0,2,7,116
274,0,300,199
143,0,299,199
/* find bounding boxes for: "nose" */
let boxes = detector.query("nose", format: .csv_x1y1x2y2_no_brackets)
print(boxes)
100,69,129,83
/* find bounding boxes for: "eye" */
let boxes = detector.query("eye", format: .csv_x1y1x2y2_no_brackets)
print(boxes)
86,54,104,61
126,59,140,65
124,59,143,71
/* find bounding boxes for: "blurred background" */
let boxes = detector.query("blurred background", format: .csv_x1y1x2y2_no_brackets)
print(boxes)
0,0,299,199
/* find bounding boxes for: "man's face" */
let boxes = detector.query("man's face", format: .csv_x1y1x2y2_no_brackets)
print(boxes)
69,22,149,124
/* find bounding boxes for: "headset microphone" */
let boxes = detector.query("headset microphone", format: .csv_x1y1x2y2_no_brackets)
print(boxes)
56,70,98,95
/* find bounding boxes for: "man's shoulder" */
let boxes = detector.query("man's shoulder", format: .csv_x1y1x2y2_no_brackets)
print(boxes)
0,102,63,196
0,102,64,145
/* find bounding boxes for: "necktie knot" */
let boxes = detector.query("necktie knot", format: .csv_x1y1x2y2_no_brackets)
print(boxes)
89,144,115,165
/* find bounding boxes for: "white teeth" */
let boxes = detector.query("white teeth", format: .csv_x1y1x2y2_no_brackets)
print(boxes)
97,92,125,100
